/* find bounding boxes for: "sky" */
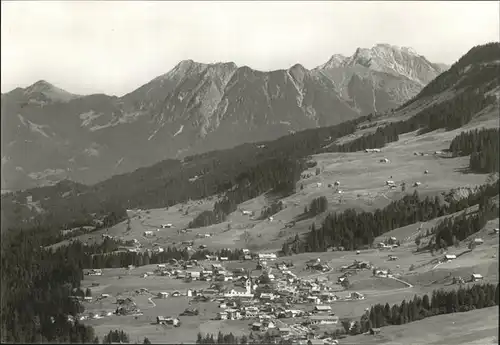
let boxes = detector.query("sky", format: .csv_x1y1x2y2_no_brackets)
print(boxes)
1,1,499,96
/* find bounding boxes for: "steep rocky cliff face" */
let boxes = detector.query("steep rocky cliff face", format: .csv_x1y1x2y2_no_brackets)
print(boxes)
1,43,448,190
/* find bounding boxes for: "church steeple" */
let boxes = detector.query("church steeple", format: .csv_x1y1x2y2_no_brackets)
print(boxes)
246,278,252,294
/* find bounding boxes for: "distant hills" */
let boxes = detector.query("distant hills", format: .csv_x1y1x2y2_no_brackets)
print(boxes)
2,43,449,190
2,42,498,233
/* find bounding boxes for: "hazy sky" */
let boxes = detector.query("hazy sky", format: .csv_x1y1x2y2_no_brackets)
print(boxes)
1,1,498,96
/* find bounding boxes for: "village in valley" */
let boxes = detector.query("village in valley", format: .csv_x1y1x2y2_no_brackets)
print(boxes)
49,111,500,344
73,196,498,344
2,3,500,345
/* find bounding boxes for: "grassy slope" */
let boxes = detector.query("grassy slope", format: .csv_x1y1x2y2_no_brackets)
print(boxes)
344,306,498,345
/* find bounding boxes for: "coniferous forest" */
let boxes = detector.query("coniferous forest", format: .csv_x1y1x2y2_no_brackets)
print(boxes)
449,128,499,173
283,179,499,253
359,283,499,333
0,228,97,343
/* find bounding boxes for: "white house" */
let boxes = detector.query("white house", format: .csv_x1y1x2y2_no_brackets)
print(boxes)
471,273,484,282
259,293,276,301
444,254,457,262
473,238,484,245
258,253,277,261
143,231,154,237
161,224,173,228
306,315,339,325
313,305,332,313
188,271,201,280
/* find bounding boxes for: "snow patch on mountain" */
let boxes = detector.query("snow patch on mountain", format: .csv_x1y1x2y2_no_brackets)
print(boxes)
114,157,124,169
17,114,51,138
173,125,184,137
87,111,143,132
79,111,102,127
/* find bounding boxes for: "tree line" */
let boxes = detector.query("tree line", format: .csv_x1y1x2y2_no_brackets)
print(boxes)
0,226,96,343
196,331,292,345
449,127,499,173
47,238,247,270
324,83,496,154
283,179,498,253
401,42,500,108
357,283,498,334
423,196,498,252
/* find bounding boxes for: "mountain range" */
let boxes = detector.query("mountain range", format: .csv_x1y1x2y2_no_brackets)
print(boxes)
1,43,448,190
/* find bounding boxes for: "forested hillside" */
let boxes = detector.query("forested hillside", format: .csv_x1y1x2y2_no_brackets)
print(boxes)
0,227,98,343
283,180,499,253
401,42,500,107
449,128,499,173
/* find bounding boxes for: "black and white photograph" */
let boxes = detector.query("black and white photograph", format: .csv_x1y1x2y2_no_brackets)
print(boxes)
1,1,499,344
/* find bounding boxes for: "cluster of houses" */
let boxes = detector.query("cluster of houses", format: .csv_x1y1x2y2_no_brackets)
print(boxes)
377,236,400,250
79,254,376,344
146,259,367,343
340,260,373,272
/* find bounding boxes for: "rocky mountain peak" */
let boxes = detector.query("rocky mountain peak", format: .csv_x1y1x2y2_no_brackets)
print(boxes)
288,63,308,85
318,54,348,69
342,43,442,85
22,80,78,103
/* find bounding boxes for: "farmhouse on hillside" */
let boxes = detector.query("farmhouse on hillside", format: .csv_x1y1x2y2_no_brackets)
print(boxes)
473,238,484,245
471,273,484,282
